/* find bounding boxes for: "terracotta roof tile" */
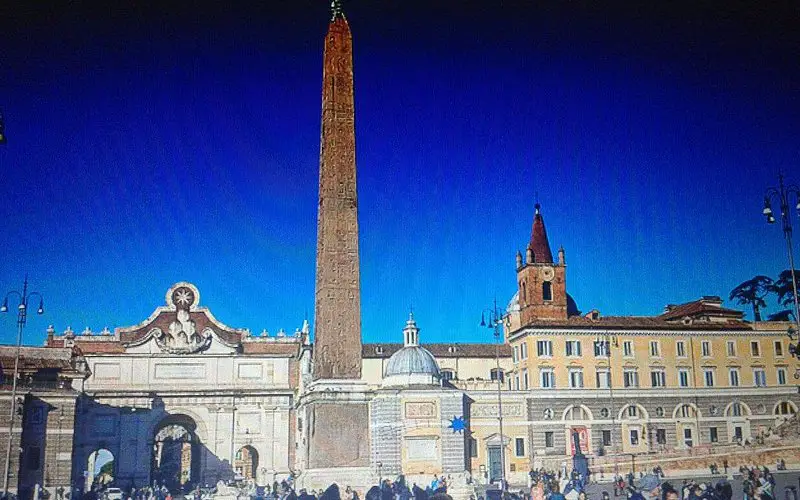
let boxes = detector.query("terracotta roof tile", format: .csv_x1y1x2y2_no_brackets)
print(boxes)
363,343,512,359
529,204,553,263
659,299,743,321
518,315,751,330
119,310,243,345
0,346,76,371
241,342,300,356
72,341,126,354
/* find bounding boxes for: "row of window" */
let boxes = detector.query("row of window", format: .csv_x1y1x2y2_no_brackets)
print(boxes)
468,401,797,458
514,339,787,362
537,401,796,421
505,366,790,390
534,425,736,451
512,342,529,362
470,422,764,458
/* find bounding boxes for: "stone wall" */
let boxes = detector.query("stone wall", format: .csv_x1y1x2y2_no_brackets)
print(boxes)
587,442,800,475
0,393,24,494
0,391,79,497
369,396,401,475
308,401,370,469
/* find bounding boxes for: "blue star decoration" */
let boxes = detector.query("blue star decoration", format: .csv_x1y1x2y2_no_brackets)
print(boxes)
448,416,466,433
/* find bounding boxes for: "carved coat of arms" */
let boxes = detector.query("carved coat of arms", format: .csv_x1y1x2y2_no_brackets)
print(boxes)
153,286,213,354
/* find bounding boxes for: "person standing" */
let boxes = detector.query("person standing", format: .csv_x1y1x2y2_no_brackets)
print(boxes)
549,483,566,500
531,481,544,500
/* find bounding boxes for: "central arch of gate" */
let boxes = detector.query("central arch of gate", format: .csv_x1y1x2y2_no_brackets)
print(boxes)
152,415,200,492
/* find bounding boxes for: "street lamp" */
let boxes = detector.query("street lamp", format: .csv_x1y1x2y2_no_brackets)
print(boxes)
480,298,510,491
762,173,800,331
594,332,618,463
1,275,44,496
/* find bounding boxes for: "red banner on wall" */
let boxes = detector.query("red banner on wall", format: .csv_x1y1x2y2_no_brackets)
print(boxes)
569,426,590,455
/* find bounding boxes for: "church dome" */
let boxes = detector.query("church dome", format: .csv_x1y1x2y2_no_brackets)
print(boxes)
382,314,441,388
384,345,441,378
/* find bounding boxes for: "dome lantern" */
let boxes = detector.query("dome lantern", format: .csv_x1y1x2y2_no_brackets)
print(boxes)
382,314,441,388
403,312,419,347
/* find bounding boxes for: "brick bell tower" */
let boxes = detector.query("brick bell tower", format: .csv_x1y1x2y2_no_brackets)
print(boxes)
516,203,568,323
313,0,362,380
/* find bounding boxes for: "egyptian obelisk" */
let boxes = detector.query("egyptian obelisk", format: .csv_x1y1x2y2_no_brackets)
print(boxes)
301,0,370,478
313,0,363,381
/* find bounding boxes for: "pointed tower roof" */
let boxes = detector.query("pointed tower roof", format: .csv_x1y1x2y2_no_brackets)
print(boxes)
528,203,554,263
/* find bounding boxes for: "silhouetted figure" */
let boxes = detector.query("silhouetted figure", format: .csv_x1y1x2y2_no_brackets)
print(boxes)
320,484,339,500
413,485,429,500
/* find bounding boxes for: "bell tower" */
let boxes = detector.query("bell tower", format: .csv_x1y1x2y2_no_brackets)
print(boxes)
516,203,568,323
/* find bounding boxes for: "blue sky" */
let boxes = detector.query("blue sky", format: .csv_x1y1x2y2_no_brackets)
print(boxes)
1,1,798,345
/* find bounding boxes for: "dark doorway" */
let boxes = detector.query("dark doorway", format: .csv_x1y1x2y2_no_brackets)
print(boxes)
152,415,199,493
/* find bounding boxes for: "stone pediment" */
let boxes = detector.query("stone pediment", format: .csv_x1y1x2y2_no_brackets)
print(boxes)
120,282,244,354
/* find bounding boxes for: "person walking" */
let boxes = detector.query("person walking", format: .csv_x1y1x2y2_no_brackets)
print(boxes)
531,481,544,500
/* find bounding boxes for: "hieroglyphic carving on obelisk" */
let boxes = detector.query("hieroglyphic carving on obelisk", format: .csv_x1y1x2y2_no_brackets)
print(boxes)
313,4,362,379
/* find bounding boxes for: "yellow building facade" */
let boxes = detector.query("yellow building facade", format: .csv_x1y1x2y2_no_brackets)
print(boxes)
359,204,799,485
500,203,800,472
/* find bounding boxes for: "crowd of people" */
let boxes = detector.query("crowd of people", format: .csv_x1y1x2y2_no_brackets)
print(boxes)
520,463,793,500
739,466,779,500
17,462,797,500
74,475,454,500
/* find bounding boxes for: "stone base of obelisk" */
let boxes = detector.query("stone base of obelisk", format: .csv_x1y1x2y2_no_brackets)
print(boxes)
296,380,374,494
295,467,376,496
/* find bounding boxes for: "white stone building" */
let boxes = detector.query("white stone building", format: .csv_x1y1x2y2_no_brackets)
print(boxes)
46,282,304,491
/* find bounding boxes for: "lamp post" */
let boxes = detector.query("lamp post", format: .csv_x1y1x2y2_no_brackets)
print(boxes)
594,332,618,464
1,275,45,496
480,298,510,491
762,173,800,330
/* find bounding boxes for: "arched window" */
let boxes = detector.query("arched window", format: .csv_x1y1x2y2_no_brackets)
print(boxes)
521,281,527,303
542,281,553,301
775,401,798,415
619,404,648,420
563,405,592,421
675,404,697,419
725,401,750,417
